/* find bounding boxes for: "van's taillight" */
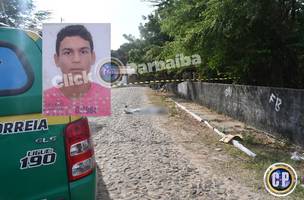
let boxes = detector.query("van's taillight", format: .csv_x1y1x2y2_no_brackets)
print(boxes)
65,118,95,181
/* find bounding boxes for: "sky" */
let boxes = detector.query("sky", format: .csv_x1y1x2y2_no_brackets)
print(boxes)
34,0,155,50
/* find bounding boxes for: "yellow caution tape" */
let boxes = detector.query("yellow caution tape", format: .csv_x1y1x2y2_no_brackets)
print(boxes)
111,77,239,88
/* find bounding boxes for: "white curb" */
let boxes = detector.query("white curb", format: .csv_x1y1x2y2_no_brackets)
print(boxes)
174,101,256,157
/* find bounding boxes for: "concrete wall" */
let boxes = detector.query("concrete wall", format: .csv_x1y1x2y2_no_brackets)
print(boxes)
167,82,304,146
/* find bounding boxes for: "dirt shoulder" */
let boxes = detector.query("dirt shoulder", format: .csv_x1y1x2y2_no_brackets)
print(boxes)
148,89,304,200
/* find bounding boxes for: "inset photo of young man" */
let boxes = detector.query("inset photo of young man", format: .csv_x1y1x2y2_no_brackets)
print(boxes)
43,23,111,116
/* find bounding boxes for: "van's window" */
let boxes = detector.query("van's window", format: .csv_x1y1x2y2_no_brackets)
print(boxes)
0,43,33,96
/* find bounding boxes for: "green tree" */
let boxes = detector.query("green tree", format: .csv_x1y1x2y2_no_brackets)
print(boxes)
118,0,304,88
157,0,304,87
0,0,51,31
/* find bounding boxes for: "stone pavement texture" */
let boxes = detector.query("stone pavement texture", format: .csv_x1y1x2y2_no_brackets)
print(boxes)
90,87,288,200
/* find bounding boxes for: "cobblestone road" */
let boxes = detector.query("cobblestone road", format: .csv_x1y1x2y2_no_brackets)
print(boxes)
90,87,278,200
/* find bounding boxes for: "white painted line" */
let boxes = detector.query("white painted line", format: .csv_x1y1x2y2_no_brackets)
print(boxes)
232,140,256,157
214,127,226,138
173,100,256,157
175,102,202,122
203,120,214,129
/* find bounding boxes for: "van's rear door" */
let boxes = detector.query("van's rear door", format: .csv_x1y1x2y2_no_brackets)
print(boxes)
0,28,70,200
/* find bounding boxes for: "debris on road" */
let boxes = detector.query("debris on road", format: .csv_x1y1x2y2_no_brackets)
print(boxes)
291,151,304,161
124,105,167,115
215,148,222,152
219,134,243,143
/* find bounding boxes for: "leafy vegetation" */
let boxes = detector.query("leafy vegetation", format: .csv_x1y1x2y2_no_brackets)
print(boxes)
0,0,51,32
113,0,304,88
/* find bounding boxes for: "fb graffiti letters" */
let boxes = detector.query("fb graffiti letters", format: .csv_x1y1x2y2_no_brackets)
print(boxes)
269,93,282,112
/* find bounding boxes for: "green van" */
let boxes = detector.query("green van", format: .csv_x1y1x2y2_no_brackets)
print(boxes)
0,26,97,199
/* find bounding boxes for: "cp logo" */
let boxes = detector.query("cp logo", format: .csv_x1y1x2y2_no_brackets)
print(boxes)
264,163,298,196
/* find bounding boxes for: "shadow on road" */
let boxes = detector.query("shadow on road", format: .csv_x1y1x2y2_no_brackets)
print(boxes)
96,164,112,200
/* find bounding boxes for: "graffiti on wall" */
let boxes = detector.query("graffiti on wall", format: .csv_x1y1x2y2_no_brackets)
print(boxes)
269,93,282,112
225,87,232,97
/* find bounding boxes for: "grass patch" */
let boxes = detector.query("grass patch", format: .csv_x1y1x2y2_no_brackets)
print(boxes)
231,135,304,199
149,90,304,198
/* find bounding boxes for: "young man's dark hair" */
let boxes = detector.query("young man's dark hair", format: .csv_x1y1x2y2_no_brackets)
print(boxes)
55,24,94,55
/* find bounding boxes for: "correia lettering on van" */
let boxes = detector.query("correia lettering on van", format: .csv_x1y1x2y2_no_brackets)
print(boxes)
0,119,48,135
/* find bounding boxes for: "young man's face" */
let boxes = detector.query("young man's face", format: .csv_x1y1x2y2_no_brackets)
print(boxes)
54,36,96,75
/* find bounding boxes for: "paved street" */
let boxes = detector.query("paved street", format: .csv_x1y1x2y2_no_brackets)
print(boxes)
90,87,280,200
